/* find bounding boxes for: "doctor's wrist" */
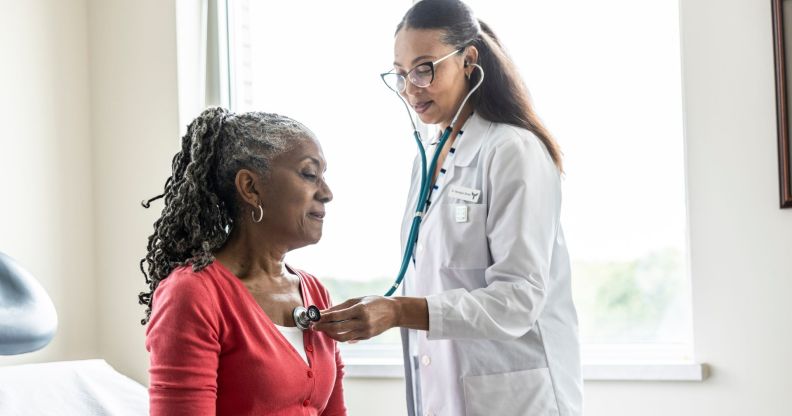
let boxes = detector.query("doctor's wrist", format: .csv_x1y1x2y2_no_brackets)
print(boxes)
392,296,429,331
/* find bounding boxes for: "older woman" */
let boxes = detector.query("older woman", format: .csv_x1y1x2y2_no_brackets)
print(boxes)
139,107,345,416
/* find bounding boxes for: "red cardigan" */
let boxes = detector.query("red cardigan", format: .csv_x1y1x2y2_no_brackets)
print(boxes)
146,261,346,416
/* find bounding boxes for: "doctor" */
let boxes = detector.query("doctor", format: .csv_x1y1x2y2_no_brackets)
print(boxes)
314,0,582,414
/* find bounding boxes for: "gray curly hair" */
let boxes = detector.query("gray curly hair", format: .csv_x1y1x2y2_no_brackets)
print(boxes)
138,107,314,324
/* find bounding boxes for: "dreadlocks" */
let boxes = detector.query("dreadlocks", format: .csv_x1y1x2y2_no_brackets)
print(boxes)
138,107,314,324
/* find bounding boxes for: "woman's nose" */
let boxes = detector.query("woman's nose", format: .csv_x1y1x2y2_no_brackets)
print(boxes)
317,180,333,203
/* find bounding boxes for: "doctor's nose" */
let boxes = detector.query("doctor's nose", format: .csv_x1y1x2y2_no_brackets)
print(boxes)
403,77,422,98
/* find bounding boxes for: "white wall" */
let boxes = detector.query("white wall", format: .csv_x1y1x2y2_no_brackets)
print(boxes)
0,0,97,365
582,0,792,414
87,0,181,384
3,0,791,415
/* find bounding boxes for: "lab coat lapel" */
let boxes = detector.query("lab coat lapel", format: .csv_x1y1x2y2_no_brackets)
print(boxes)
423,113,489,218
451,112,489,168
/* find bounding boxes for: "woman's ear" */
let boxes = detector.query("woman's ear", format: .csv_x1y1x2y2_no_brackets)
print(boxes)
235,169,264,208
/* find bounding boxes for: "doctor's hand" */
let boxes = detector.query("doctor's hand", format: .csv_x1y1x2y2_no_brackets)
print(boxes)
313,296,429,342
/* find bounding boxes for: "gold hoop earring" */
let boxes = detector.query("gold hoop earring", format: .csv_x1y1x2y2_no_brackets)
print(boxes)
252,204,264,223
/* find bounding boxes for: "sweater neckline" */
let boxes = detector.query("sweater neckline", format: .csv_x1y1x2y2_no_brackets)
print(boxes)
210,260,313,368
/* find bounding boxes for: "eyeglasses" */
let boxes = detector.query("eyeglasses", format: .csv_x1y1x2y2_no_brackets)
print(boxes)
380,48,464,93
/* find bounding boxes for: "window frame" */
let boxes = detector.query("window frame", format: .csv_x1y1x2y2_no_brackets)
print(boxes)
220,0,705,381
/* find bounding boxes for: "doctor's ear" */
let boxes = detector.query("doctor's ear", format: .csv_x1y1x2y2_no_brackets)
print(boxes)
463,46,479,68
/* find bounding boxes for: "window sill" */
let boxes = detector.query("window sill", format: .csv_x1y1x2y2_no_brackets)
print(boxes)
340,343,707,381
343,360,708,381
581,362,707,381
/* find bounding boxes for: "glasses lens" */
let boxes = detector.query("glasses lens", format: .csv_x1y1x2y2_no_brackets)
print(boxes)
408,64,433,88
382,73,406,93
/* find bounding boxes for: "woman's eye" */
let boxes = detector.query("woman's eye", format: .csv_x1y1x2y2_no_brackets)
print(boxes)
302,172,317,179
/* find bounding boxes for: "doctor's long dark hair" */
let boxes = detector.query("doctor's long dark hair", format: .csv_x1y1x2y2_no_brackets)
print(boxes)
397,0,563,171
137,107,311,324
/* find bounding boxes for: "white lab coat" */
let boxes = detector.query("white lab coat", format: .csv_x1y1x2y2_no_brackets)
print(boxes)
399,112,582,416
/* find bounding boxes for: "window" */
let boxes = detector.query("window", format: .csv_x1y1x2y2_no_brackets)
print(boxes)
225,0,693,368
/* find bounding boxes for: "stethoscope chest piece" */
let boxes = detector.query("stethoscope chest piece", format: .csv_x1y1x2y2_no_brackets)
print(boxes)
293,305,321,330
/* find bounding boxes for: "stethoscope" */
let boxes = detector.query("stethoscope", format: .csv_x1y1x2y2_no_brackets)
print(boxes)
293,305,321,330
383,63,485,296
293,62,485,330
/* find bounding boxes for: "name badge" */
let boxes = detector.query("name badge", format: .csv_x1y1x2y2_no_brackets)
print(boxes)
448,185,481,203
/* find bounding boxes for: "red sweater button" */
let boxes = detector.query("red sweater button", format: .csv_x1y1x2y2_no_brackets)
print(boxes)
307,370,314,378
305,345,314,353
303,399,310,407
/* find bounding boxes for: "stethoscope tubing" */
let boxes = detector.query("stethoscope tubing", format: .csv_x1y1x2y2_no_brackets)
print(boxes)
384,64,484,296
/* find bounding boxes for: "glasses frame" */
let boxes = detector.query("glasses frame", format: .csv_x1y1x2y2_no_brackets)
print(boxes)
380,48,464,93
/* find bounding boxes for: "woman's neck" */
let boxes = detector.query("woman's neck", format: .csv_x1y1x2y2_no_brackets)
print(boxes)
214,226,289,281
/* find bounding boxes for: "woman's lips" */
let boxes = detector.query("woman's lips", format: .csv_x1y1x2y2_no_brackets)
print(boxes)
308,212,325,222
413,101,432,114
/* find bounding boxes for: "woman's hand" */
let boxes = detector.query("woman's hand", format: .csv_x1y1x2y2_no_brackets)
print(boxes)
313,296,429,342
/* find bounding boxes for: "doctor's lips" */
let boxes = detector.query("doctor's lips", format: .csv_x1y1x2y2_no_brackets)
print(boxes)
412,100,433,114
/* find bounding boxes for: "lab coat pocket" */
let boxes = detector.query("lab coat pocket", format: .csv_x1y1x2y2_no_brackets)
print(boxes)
462,367,560,416
440,203,488,269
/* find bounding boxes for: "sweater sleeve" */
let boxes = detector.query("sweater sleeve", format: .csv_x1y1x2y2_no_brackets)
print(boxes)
146,271,221,416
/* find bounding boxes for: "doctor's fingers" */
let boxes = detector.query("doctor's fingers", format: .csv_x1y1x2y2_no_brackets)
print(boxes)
313,316,363,334
325,322,374,342
319,297,362,315
315,321,369,342
317,302,368,324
